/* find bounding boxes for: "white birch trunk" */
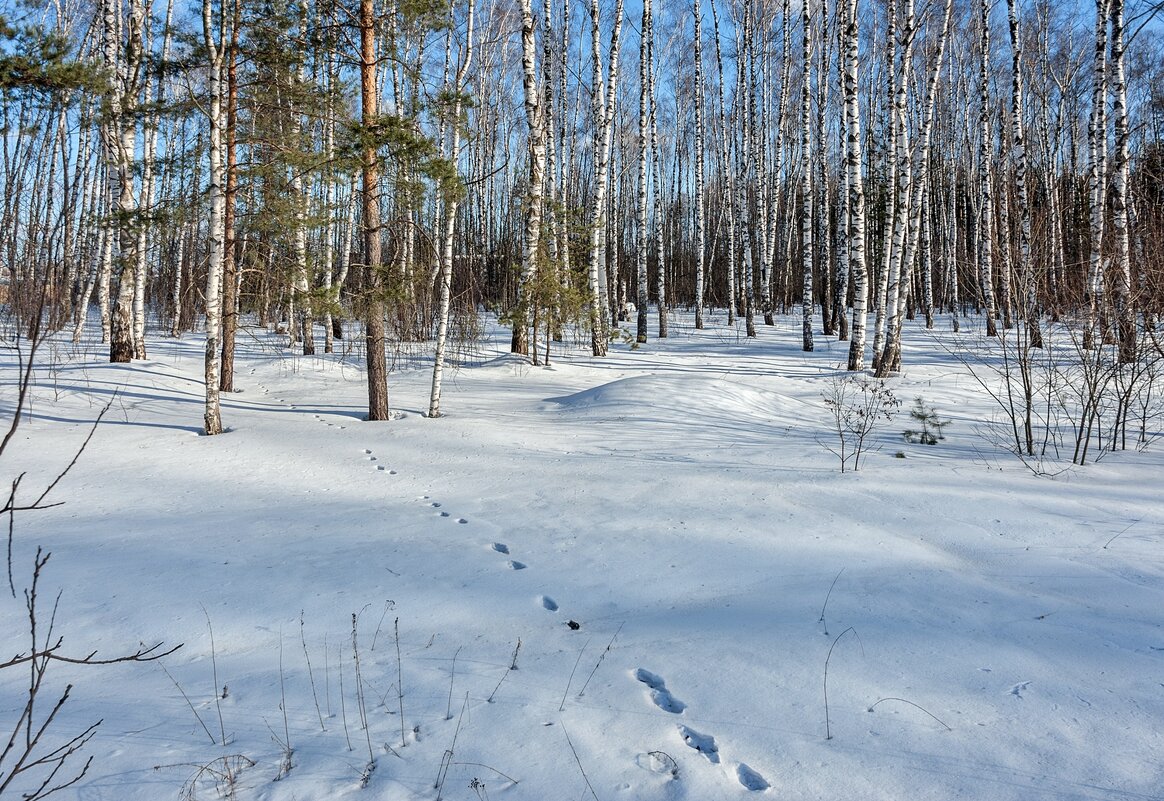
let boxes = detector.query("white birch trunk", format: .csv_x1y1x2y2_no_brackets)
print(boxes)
1109,0,1133,362
203,0,225,435
977,0,998,337
693,0,706,330
542,0,560,352
738,11,756,338
875,0,918,376
322,20,338,354
834,0,850,341
635,0,651,344
169,224,186,338
1084,0,1110,350
844,0,869,371
801,0,814,352
585,0,624,356
647,9,665,338
102,0,144,363
512,0,545,357
760,0,790,327
711,1,736,326
906,0,951,341
871,0,898,367
429,0,474,417
97,173,113,344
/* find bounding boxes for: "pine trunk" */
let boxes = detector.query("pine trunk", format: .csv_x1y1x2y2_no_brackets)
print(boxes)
361,0,390,420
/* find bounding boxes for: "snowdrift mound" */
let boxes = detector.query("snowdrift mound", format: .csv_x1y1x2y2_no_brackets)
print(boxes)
548,375,784,423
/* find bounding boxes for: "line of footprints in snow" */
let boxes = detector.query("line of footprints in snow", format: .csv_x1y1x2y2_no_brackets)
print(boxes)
286,399,766,793
635,669,770,792
356,435,766,792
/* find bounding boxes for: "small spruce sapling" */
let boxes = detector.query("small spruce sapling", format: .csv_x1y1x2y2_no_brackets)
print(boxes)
902,397,951,445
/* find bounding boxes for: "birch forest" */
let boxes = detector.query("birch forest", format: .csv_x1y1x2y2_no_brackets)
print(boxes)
3,0,1164,432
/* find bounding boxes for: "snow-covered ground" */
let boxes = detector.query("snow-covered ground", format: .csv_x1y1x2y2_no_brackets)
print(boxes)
2,311,1162,801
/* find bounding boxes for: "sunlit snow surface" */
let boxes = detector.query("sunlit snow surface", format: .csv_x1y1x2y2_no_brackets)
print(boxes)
3,312,1162,801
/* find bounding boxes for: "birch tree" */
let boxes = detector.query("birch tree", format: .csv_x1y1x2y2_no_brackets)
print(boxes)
874,0,917,376
1006,0,1042,349
711,0,736,325
101,0,145,363
649,3,665,338
800,0,814,352
511,0,544,356
585,0,624,356
692,0,706,330
843,0,869,371
202,0,225,435
635,0,651,344
1109,0,1133,362
879,0,952,373
977,0,999,337
1083,0,1110,351
429,0,474,417
219,0,241,389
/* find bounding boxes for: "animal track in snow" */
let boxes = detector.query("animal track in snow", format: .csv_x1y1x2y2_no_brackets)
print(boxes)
1010,681,1032,698
539,595,558,611
677,725,719,764
634,669,687,714
736,763,769,791
358,448,396,475
491,543,509,554
507,561,527,570
634,671,767,790
416,497,468,523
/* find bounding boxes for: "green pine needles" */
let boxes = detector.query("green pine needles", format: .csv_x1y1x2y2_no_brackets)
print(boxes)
902,397,951,445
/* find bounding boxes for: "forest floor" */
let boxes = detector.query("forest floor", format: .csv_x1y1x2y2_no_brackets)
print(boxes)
2,309,1162,801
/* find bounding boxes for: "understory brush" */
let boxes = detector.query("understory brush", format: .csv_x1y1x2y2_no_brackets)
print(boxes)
943,320,1164,472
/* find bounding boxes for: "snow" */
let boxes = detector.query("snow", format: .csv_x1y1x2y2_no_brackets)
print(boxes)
2,312,1163,801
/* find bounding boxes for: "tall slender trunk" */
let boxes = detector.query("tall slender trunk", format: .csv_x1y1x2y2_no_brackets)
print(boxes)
738,7,756,337
202,0,225,435
512,0,544,356
711,1,735,325
875,0,919,377
1109,0,1133,362
977,0,998,337
815,0,834,337
1083,0,1110,350
132,0,173,360
903,0,951,344
220,0,240,389
361,0,390,420
834,0,850,341
763,0,793,327
801,0,815,352
321,3,339,354
844,0,869,370
542,0,561,351
635,0,651,344
585,0,624,356
649,12,665,338
871,0,898,369
103,0,145,364
429,0,474,417
692,0,706,330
